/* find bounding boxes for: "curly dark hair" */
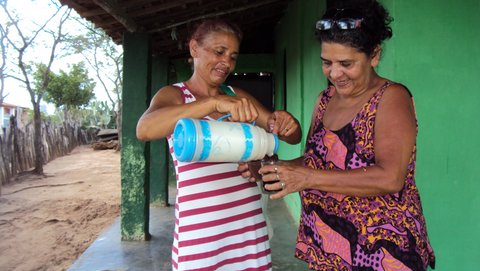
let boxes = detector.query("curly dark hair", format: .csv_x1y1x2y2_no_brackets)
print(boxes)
315,0,393,57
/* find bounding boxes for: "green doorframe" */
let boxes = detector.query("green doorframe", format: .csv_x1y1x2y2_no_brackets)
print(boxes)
149,56,170,207
120,32,152,241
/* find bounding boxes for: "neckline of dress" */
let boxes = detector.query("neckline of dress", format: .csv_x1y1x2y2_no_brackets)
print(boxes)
322,80,392,132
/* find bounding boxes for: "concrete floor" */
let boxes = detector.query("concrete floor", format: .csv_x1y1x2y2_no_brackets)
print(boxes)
68,194,311,271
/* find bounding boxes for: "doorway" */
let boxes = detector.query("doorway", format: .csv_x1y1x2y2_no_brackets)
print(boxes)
225,72,275,111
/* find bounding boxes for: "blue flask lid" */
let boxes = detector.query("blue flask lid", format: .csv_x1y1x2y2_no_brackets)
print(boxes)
173,118,197,162
273,133,279,154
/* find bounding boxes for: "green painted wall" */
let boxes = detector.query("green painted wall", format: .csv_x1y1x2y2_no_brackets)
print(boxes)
379,1,480,269
171,58,191,82
274,0,327,222
275,0,480,269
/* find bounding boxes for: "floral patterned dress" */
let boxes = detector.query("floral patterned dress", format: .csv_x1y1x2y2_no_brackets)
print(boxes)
295,81,435,271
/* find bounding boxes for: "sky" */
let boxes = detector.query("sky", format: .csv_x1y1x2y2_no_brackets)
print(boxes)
1,0,120,111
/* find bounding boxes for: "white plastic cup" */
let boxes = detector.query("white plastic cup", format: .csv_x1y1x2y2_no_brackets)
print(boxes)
173,117,278,162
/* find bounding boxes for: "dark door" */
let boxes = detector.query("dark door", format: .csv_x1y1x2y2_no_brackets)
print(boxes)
225,72,274,111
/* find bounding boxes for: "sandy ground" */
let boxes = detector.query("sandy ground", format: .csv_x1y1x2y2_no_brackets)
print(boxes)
0,145,121,271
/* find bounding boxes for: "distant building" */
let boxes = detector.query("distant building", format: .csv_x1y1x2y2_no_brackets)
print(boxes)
0,102,29,135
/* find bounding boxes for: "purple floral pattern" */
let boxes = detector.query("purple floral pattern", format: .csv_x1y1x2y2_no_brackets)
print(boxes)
295,82,435,271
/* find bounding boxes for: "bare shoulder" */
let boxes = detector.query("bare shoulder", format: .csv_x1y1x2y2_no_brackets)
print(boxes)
376,82,416,128
151,85,184,106
382,83,412,101
378,83,414,110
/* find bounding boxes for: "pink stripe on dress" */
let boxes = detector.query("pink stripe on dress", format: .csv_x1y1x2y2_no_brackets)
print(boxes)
180,235,269,262
178,171,241,188
177,182,257,203
180,221,267,247
180,194,261,217
188,249,272,271
178,162,229,173
179,208,263,232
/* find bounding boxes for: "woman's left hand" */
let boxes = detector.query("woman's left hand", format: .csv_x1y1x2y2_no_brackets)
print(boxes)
267,111,300,138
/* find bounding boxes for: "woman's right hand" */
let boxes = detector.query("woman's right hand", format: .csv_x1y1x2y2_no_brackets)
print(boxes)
212,95,259,123
259,157,306,199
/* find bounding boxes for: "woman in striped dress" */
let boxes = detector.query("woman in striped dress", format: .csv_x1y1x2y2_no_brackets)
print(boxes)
136,19,301,271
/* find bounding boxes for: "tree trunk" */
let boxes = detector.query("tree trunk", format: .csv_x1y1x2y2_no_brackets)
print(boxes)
116,101,122,150
33,104,44,175
11,116,18,178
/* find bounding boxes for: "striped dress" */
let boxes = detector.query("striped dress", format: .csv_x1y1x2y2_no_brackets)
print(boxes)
167,82,272,271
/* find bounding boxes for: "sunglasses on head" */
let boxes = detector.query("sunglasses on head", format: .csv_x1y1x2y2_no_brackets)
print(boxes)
316,8,363,30
316,18,363,30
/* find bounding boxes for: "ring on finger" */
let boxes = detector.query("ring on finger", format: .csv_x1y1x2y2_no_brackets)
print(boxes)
274,166,278,173
276,173,280,180
280,181,286,189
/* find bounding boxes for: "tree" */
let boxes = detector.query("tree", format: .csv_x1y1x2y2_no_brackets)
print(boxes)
0,1,11,104
41,62,95,123
0,0,72,175
81,100,114,128
70,21,123,145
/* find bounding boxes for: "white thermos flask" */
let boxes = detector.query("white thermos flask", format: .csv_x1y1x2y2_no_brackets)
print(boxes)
173,116,278,163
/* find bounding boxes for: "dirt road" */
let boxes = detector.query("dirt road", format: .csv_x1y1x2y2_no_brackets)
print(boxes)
0,145,120,271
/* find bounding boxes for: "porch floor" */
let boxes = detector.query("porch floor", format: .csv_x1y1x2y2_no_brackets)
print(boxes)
67,195,311,271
